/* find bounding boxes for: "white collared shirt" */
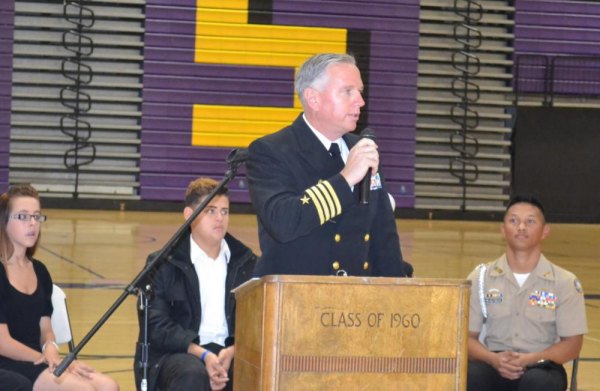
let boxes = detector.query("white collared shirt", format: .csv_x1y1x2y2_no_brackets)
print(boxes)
190,237,230,346
303,114,349,163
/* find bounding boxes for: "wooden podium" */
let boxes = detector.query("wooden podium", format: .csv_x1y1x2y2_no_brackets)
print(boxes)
232,275,470,391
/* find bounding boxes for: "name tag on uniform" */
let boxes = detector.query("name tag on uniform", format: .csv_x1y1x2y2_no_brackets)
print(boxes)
484,288,503,304
370,172,382,190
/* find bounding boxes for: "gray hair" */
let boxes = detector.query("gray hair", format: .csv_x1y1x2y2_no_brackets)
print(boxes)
295,53,357,106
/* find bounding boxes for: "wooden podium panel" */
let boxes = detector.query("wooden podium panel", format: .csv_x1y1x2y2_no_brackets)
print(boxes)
233,275,470,391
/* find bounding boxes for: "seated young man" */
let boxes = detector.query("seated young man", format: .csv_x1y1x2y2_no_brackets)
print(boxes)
466,195,587,391
135,178,258,391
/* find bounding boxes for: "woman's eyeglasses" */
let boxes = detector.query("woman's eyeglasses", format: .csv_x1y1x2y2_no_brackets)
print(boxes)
9,213,48,223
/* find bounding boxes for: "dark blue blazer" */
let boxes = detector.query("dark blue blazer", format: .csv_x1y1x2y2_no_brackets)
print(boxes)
247,114,412,277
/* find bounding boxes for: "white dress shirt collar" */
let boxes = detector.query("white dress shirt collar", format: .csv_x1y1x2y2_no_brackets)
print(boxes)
303,113,349,161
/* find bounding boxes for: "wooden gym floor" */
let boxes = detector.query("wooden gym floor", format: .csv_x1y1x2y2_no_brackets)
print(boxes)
36,209,599,390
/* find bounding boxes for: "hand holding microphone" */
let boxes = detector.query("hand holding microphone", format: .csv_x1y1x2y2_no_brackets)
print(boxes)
340,128,378,204
358,128,376,204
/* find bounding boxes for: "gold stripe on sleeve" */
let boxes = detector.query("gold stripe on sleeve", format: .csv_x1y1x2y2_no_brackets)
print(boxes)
315,182,338,220
309,185,331,222
321,181,342,216
317,183,337,219
306,188,326,224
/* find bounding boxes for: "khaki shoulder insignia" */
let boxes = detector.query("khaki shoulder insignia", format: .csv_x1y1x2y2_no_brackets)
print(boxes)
574,278,584,295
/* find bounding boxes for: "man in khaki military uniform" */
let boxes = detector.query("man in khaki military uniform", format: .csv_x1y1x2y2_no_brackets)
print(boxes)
466,195,587,391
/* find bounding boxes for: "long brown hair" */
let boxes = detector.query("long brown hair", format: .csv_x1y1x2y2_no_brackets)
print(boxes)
0,184,42,264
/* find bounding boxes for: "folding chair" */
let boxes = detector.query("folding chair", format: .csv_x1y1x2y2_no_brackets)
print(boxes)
570,357,579,391
50,284,76,353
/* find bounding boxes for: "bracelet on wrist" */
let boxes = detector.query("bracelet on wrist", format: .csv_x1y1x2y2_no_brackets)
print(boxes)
42,341,59,353
200,350,209,362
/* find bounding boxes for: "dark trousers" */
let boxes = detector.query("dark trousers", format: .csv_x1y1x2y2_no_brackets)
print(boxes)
467,360,567,391
0,369,33,391
156,344,234,391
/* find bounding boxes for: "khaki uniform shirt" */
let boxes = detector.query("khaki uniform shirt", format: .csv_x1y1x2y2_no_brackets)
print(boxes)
467,254,587,353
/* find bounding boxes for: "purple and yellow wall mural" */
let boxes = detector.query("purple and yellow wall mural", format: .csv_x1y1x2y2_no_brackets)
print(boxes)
140,0,419,206
2,0,600,205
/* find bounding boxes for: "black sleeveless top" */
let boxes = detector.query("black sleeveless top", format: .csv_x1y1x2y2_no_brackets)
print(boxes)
0,258,53,357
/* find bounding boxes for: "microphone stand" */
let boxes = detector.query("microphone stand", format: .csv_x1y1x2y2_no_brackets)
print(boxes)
53,148,248,387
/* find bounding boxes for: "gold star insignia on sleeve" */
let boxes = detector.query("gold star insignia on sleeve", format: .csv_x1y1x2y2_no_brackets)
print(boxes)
301,195,310,205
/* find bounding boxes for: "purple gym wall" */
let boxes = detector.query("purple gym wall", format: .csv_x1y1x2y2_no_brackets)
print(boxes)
140,0,419,206
515,0,600,57
514,0,600,96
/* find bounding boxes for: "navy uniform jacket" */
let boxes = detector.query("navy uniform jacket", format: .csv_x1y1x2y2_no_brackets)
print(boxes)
247,114,412,277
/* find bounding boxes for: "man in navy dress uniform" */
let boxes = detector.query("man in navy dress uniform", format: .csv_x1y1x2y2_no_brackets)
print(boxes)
247,53,412,278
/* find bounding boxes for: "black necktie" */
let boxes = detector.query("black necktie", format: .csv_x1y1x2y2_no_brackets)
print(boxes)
328,143,344,171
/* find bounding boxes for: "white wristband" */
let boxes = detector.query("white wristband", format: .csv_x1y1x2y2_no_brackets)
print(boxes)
42,341,59,353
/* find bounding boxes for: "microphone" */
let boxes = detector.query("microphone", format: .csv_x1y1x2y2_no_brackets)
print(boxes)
226,148,249,165
359,127,376,205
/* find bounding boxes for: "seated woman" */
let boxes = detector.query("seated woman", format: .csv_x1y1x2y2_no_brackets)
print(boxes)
0,184,119,391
